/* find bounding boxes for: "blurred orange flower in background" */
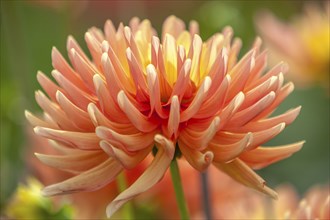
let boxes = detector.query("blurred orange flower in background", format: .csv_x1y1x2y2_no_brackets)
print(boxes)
255,2,330,90
26,15,303,217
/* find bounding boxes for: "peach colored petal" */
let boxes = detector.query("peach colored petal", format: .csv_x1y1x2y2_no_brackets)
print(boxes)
180,76,212,122
42,158,122,196
85,32,102,69
51,70,96,110
162,15,185,40
246,123,285,150
180,117,220,150
230,106,301,132
170,59,192,102
93,74,129,124
96,126,156,152
70,48,98,92
100,140,151,169
168,96,180,137
209,133,252,162
194,75,230,119
254,82,294,120
55,91,94,131
239,141,305,169
25,110,58,129
51,47,87,91
35,90,77,130
87,103,137,135
146,64,167,118
213,159,278,199
105,134,174,218
117,90,158,132
35,151,107,173
36,71,65,102
34,126,99,150
67,35,90,63
218,92,245,129
179,141,214,172
226,91,275,128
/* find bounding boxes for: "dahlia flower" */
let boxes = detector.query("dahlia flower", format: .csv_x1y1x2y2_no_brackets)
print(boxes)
5,178,73,219
26,15,303,217
220,184,330,220
255,2,330,89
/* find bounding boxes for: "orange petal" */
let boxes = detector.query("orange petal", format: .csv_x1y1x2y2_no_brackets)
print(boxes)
96,126,156,152
168,96,180,137
179,117,220,150
34,126,100,150
226,91,275,128
105,134,174,218
209,133,252,162
213,158,278,199
179,141,213,172
52,70,96,110
87,103,137,134
239,141,304,169
56,91,94,131
180,76,212,122
100,140,151,169
42,158,122,196
117,90,158,132
35,90,77,130
37,71,65,102
35,151,107,174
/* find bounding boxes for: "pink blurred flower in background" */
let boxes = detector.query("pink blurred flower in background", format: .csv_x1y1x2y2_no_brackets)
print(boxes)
255,2,330,90
220,184,330,220
26,15,303,217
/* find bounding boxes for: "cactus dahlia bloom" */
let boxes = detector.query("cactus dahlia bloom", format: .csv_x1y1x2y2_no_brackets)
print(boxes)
26,16,303,217
255,2,330,89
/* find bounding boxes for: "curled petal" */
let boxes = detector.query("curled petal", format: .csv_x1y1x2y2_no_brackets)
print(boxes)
51,47,87,92
180,76,212,122
42,158,122,196
213,158,278,199
96,126,156,152
34,126,100,150
179,141,213,172
105,134,174,218
25,110,58,129
70,48,97,92
35,90,77,130
88,103,137,134
246,123,285,150
56,91,94,131
100,140,151,169
117,90,158,132
180,117,220,150
35,151,107,174
230,106,301,132
226,91,275,128
52,70,96,110
146,64,167,118
168,95,180,137
240,141,304,169
209,133,252,163
37,71,65,102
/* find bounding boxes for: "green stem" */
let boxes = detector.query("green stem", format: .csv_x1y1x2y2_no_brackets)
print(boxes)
117,172,134,220
170,159,190,220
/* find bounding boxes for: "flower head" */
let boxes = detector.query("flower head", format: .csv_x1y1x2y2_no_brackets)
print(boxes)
26,15,303,217
255,2,330,89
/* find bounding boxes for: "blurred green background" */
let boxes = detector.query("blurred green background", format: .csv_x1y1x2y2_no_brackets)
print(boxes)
1,0,329,213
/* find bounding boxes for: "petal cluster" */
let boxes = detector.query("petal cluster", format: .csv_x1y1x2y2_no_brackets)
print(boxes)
26,15,303,217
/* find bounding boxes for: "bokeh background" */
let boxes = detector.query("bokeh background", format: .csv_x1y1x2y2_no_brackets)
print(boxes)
1,0,329,216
